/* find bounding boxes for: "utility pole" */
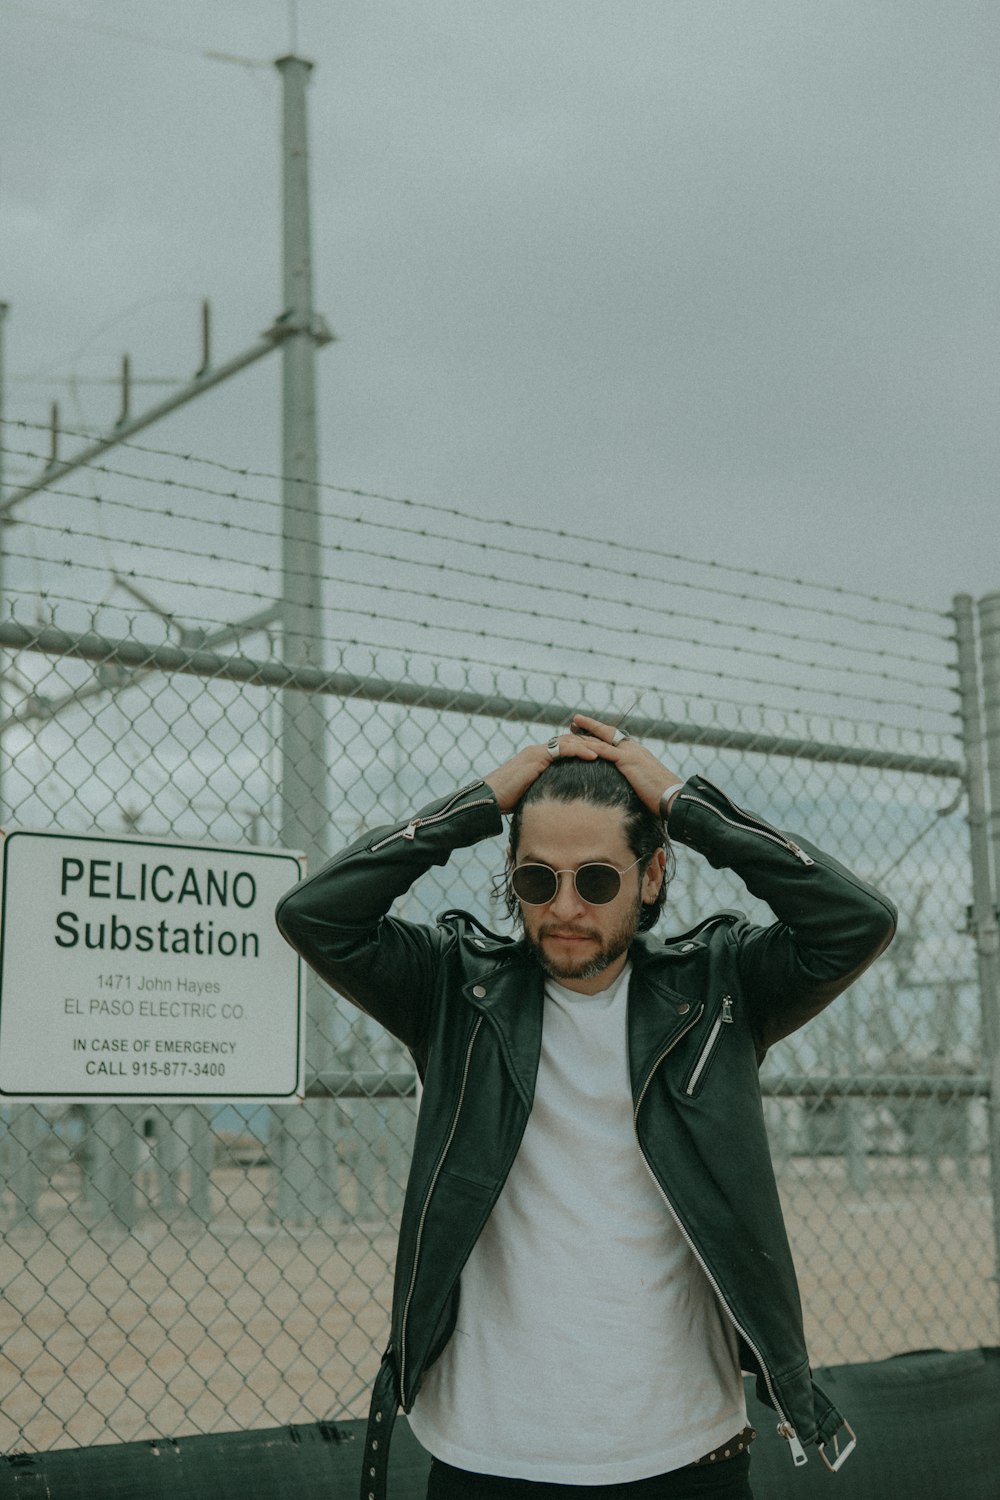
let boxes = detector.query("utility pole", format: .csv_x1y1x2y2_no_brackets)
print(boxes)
273,54,339,1222
0,301,8,826
1,300,46,1229
277,54,327,867
0,58,336,1226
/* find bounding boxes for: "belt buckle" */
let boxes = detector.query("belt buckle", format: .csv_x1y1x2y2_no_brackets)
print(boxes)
819,1420,856,1473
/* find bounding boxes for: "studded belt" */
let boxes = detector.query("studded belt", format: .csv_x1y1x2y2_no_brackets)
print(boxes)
361,1359,756,1500
361,1354,399,1500
690,1424,757,1466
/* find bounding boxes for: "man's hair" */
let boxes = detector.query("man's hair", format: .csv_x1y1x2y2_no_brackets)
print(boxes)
500,755,674,932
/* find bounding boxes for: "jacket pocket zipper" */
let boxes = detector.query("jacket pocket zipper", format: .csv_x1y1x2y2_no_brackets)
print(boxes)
684,995,733,1097
632,1004,704,1121
370,784,494,853
676,792,815,866
399,1016,483,1406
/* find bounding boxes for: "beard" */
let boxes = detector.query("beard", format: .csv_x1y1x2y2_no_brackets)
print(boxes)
523,897,642,983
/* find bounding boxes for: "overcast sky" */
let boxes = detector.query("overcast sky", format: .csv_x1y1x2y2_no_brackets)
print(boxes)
2,0,997,619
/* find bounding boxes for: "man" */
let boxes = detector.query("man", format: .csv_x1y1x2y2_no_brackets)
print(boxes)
276,713,896,1500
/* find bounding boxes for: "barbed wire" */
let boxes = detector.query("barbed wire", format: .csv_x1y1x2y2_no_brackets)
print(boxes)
1,599,958,751
0,418,949,625
1,505,958,714
6,482,956,697
0,553,954,723
2,447,955,654
0,419,961,735
319,544,953,675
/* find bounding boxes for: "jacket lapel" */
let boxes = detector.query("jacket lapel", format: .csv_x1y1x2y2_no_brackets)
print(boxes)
626,938,705,1106
462,947,544,1111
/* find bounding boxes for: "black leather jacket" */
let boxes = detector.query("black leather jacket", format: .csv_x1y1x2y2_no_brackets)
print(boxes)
275,773,896,1492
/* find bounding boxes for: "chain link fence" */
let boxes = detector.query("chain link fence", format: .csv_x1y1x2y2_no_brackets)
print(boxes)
0,419,996,1455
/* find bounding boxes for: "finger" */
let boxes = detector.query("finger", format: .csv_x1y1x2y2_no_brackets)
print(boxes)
577,737,624,761
570,713,617,741
559,737,600,759
547,733,599,760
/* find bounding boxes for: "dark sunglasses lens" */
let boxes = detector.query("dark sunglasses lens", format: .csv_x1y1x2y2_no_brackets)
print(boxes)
574,865,621,904
511,865,557,904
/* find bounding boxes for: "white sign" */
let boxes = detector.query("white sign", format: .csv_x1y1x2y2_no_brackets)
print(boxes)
0,829,305,1102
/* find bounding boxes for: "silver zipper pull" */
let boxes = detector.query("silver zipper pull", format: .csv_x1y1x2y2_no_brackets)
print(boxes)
721,996,733,1024
777,1422,808,1467
401,820,420,840
787,840,814,867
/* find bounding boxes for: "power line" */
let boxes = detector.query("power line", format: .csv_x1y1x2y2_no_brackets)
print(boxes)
8,376,180,389
0,1,260,62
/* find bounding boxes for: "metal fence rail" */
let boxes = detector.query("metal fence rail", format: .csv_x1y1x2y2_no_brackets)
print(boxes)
0,431,997,1454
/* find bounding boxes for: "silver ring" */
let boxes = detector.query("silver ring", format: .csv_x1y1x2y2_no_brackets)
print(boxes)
611,728,630,745
546,736,561,758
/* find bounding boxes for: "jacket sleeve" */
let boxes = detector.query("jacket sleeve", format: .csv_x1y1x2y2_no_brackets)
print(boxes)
274,781,503,1052
667,774,897,1051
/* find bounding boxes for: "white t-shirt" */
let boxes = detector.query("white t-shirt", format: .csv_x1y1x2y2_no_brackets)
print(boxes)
408,963,747,1483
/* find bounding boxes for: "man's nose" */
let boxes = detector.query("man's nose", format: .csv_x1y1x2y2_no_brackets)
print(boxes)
549,871,586,916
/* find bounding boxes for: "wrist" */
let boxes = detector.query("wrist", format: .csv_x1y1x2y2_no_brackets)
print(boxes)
659,782,684,819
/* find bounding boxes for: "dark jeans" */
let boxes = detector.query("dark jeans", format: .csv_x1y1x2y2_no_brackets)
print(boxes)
426,1452,754,1500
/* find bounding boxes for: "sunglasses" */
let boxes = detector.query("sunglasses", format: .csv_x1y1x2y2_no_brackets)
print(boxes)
510,855,646,907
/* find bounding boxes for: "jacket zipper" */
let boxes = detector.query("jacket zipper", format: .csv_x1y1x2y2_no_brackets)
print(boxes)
634,1044,809,1468
398,1016,484,1406
676,791,815,867
370,784,495,853
632,1004,704,1118
684,995,733,1097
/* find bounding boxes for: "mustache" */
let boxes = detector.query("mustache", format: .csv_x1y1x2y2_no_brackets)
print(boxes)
538,924,600,941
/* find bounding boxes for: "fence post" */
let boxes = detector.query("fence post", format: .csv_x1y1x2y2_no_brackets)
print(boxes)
965,593,1000,1323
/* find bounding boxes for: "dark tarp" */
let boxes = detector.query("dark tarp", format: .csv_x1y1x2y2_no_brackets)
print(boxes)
2,1348,996,1500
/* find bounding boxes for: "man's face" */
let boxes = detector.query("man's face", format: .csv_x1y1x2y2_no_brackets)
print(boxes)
512,798,665,995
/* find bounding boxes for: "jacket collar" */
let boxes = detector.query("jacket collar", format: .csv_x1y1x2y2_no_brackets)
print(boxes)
460,931,707,1109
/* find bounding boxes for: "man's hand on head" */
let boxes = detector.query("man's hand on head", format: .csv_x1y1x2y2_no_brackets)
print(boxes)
569,714,683,816
482,733,600,815
483,715,684,818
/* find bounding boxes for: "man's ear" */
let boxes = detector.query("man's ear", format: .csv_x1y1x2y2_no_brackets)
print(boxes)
642,847,667,902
